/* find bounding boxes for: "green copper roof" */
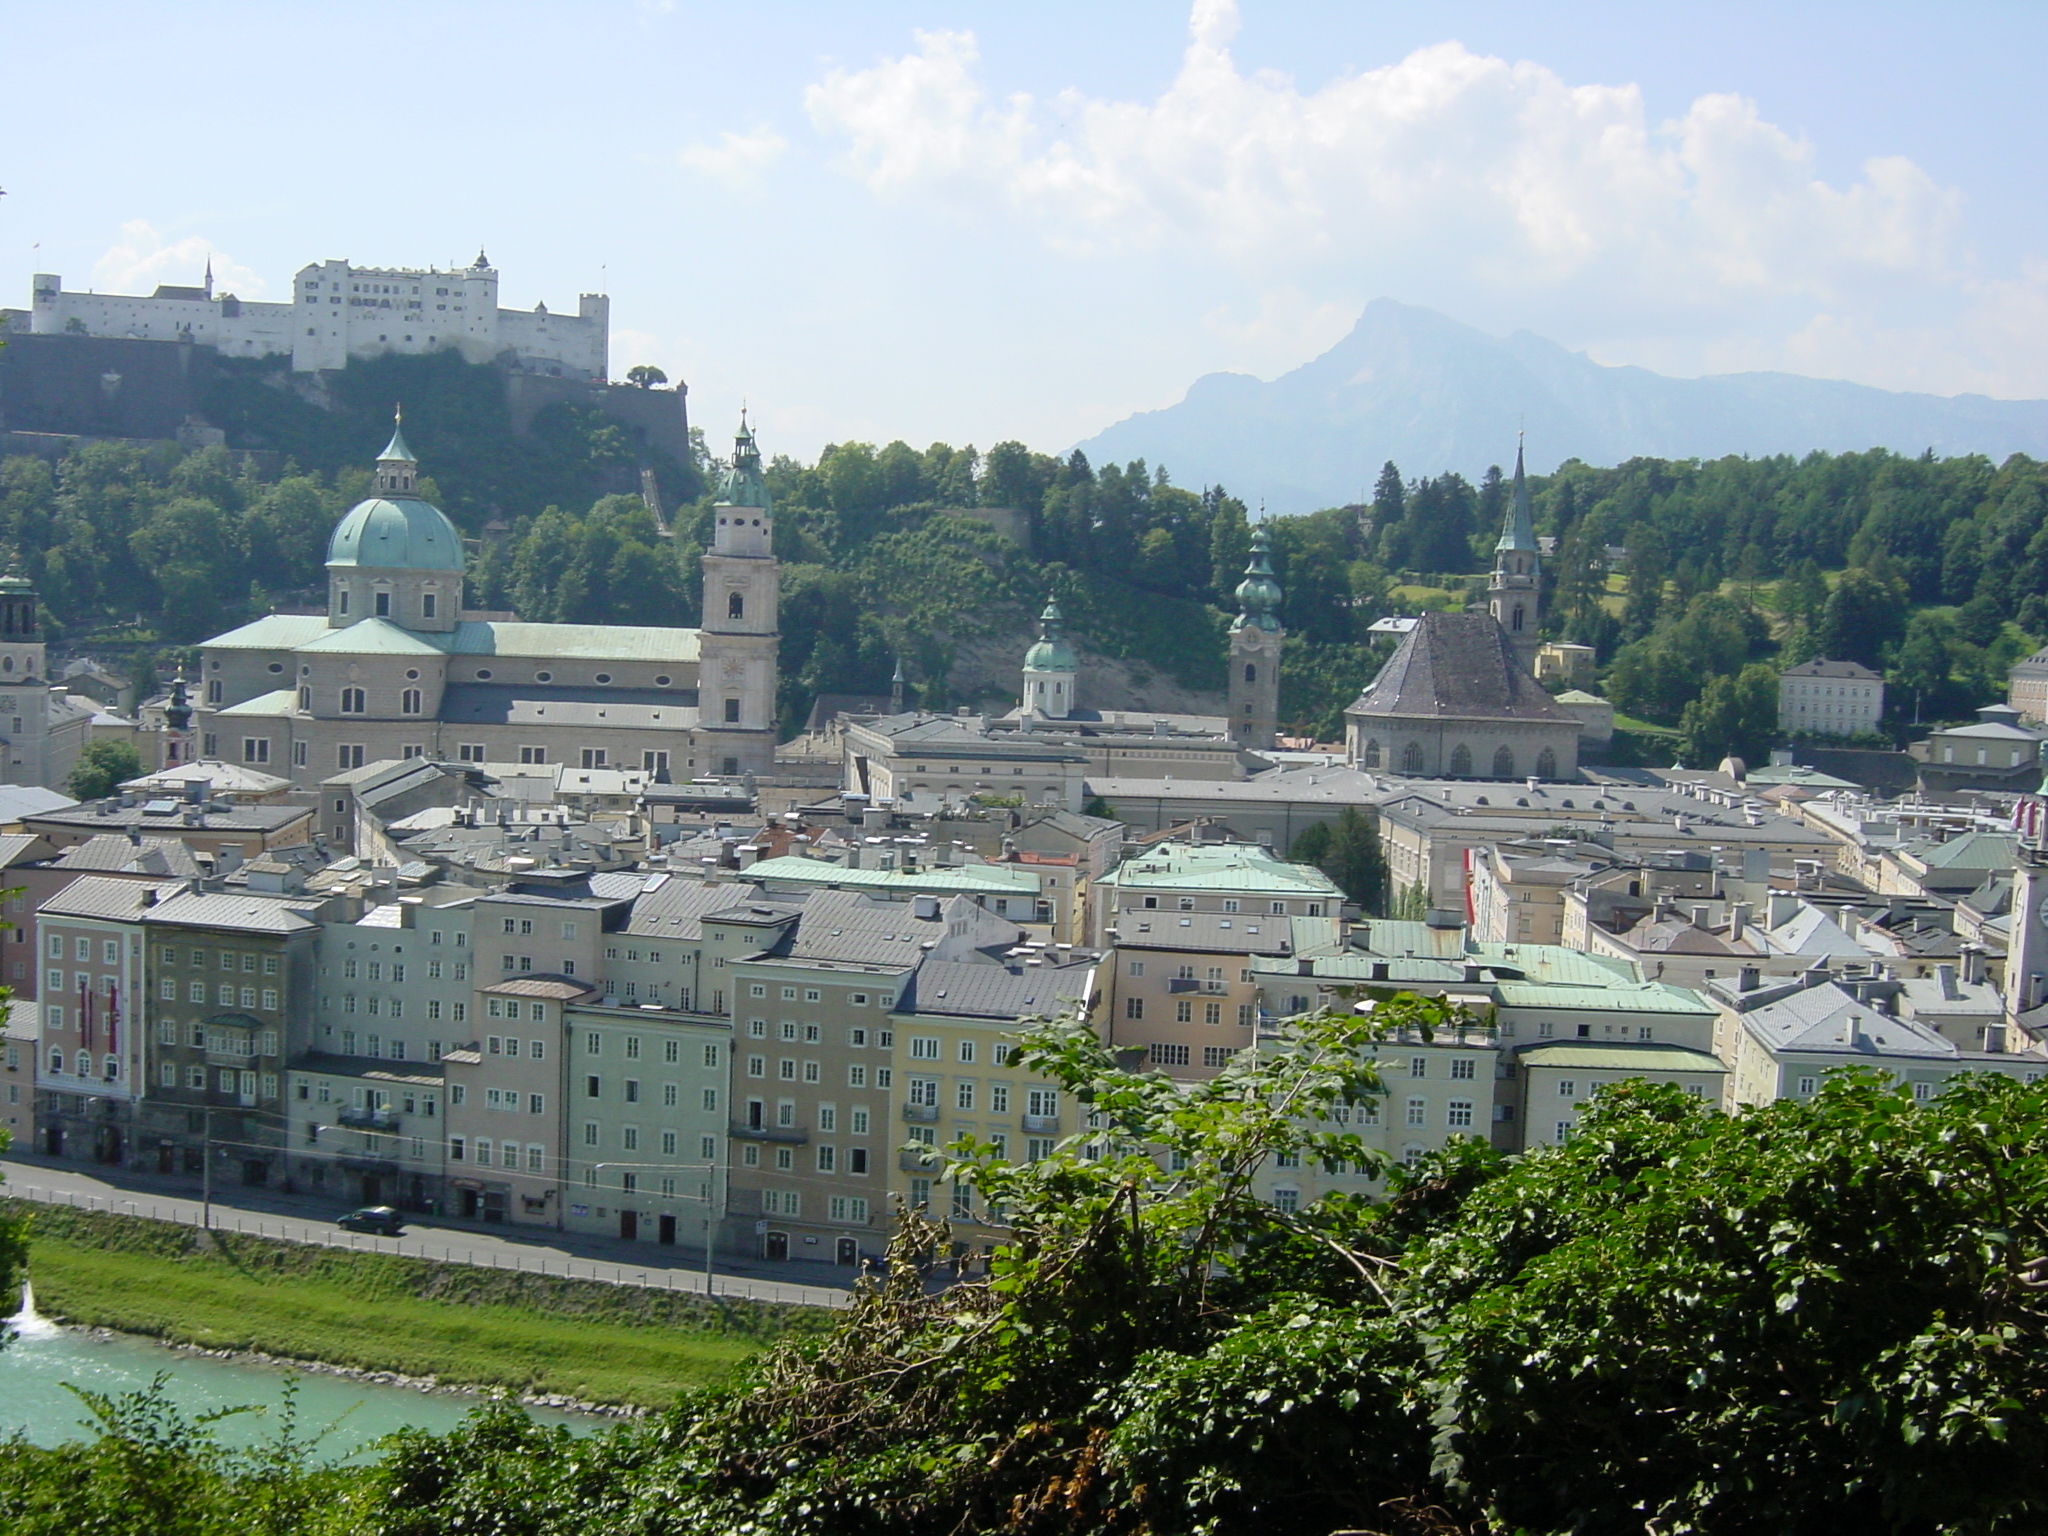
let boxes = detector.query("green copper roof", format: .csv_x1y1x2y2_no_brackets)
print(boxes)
1495,440,1538,554
1231,526,1283,633
1517,1041,1725,1073
327,496,465,573
745,856,1042,896
296,617,449,656
717,418,771,509
379,416,417,464
1023,599,1078,674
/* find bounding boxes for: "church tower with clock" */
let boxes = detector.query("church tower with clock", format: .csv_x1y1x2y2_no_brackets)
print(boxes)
694,416,782,775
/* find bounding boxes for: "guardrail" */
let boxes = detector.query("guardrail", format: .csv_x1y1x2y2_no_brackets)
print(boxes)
3,1183,848,1310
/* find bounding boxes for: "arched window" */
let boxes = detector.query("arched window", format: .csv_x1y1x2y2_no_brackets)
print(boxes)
1449,744,1472,776
339,687,366,715
1511,605,1525,632
728,591,745,620
401,688,423,716
1536,747,1557,779
1402,742,1425,774
1361,738,1381,768
1243,662,1257,684
1493,745,1515,778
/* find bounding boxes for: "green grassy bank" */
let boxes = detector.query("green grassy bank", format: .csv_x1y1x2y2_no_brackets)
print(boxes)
6,1202,830,1410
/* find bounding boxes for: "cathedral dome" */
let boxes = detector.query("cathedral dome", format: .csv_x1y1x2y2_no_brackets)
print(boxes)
326,495,466,573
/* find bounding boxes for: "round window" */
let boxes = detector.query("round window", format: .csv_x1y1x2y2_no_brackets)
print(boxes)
595,673,611,685
655,675,672,687
475,668,493,680
535,671,552,683
267,663,284,674
300,666,311,677
405,668,420,680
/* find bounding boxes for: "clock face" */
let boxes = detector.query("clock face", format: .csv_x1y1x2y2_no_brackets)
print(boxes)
2038,893,2048,931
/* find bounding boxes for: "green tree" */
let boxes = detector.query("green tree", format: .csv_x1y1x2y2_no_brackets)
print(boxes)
1818,566,1909,668
67,740,143,801
1679,661,1779,765
624,364,667,389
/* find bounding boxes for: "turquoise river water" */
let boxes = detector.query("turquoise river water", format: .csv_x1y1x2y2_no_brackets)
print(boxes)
2,1286,603,1463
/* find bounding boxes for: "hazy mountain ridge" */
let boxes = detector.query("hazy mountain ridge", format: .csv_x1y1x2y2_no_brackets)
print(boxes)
1076,300,2048,514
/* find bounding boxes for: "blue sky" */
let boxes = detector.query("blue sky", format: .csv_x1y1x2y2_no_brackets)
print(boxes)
4,1,2044,465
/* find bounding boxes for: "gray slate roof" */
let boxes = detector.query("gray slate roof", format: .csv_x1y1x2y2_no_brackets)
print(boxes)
895,958,1096,1021
1347,613,1574,723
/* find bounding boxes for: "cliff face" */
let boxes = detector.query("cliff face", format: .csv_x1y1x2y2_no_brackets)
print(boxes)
1076,299,2048,515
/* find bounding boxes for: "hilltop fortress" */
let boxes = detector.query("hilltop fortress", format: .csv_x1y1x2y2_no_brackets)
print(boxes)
20,250,607,379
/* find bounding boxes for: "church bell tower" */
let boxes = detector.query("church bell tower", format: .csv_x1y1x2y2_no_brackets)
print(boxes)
696,416,781,776
1488,439,1542,676
1228,526,1284,749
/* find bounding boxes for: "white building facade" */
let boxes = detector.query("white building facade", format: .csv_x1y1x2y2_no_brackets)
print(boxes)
30,252,607,379
1778,658,1884,737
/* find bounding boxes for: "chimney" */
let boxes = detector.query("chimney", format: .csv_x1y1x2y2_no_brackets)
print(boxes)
1728,901,1750,941
1961,946,1986,987
1690,904,1711,930
1936,963,1958,1001
140,887,158,908
1803,961,1830,990
1737,963,1761,992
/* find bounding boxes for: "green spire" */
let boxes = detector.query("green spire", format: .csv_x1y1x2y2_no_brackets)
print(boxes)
1231,525,1283,633
717,411,771,509
378,404,416,467
1495,437,1537,554
1023,597,1078,674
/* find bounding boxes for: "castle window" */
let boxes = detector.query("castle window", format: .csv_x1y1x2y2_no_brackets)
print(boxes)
422,594,437,620
374,591,391,617
338,590,350,615
1362,738,1381,768
1511,606,1524,632
401,689,423,716
1450,744,1472,776
1243,663,1256,684
1402,742,1424,773
728,592,745,620
725,698,741,723
339,688,366,714
1537,747,1557,779
1493,746,1515,778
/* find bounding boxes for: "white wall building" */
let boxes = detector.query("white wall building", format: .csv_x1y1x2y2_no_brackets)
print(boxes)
30,252,607,379
1778,658,1884,737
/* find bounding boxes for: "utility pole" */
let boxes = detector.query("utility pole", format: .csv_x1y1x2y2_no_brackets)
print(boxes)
199,1107,213,1230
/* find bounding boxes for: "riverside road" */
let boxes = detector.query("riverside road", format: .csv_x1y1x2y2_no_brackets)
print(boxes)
0,1153,852,1310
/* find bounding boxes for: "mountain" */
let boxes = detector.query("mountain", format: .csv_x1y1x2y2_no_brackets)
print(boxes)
1074,300,2048,515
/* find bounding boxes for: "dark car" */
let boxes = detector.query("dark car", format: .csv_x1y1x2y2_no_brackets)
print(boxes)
337,1205,404,1236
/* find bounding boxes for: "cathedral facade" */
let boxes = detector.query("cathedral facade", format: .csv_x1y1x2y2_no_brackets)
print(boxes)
193,418,780,785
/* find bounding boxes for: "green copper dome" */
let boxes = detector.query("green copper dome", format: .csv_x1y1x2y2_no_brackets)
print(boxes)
718,417,771,509
1231,526,1283,633
1023,599,1078,673
326,495,466,572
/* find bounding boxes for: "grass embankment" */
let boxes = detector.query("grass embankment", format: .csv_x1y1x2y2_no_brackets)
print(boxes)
7,1201,830,1410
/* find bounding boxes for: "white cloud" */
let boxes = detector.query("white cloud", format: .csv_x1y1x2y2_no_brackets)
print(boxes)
803,2,2026,393
92,220,263,298
678,127,789,186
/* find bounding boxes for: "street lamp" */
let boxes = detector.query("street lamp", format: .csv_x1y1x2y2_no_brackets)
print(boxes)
593,1153,723,1295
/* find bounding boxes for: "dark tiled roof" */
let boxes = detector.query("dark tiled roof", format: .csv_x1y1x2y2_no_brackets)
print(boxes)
1782,657,1882,680
1347,613,1574,723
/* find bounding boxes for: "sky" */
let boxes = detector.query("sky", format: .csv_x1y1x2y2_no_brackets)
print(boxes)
4,0,2046,465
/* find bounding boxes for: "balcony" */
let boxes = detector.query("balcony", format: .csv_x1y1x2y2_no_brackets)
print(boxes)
1022,1114,1059,1134
339,1106,400,1132
1166,979,1228,995
899,1148,941,1172
902,1102,939,1123
205,1047,257,1068
729,1120,808,1144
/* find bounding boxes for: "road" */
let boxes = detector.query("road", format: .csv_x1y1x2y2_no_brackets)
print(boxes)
0,1154,852,1310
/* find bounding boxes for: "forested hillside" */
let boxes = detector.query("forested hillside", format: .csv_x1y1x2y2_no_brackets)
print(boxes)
8,359,2048,754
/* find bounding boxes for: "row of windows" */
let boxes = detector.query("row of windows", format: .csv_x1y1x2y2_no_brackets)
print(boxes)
1146,1043,1241,1069
51,936,123,963
155,1064,277,1099
150,946,280,974
582,1076,719,1111
1124,998,1254,1026
581,1032,719,1066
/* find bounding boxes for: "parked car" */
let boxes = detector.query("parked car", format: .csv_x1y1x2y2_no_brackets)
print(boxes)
337,1205,404,1236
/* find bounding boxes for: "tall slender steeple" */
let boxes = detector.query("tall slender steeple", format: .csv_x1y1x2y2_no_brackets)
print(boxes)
1487,437,1541,675
1228,525,1285,749
697,414,782,775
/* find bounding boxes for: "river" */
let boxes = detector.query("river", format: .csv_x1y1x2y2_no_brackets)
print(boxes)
2,1285,605,1463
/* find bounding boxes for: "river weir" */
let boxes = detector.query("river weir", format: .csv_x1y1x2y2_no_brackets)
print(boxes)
3,1283,602,1461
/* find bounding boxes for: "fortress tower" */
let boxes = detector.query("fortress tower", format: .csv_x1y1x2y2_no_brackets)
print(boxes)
1228,527,1284,748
